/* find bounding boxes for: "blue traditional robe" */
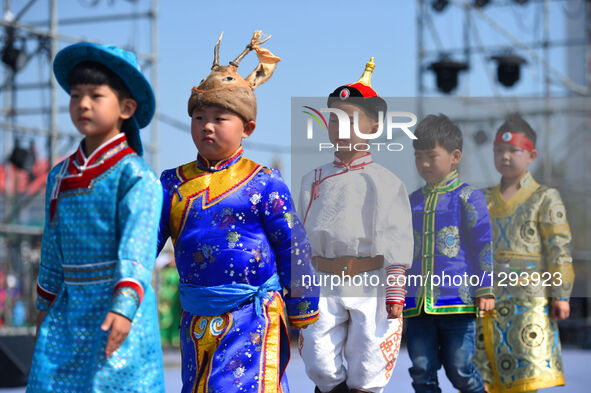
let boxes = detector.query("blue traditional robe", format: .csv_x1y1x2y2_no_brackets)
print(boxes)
28,134,165,393
404,170,494,317
158,147,319,393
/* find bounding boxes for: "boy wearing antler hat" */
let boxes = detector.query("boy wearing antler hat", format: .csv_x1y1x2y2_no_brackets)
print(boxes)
157,31,319,393
298,59,414,393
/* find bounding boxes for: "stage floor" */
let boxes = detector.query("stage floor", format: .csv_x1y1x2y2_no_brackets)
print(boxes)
2,346,590,392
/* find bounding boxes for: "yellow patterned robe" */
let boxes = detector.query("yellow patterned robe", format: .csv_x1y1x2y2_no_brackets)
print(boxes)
474,172,575,393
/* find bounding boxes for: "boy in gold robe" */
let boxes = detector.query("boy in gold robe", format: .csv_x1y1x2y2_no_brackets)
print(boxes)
474,113,575,393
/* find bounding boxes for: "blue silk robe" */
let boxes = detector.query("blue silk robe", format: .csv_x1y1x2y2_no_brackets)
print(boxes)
158,147,319,393
28,134,164,393
404,170,494,317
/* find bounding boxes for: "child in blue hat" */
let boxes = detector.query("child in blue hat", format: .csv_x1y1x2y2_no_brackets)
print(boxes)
27,43,165,393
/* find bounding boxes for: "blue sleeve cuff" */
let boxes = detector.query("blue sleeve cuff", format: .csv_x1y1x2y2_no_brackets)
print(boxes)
111,288,141,321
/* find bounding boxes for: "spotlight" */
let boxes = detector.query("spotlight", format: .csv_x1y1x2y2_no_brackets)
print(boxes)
9,140,35,174
474,0,490,8
428,58,469,94
432,0,449,12
490,54,527,87
473,130,488,146
1,29,28,72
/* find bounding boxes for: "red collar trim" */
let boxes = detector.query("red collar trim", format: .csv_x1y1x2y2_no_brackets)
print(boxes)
333,153,373,170
75,133,127,169
49,135,134,222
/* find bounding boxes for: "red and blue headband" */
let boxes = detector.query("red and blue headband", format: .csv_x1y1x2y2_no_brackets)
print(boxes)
494,131,534,151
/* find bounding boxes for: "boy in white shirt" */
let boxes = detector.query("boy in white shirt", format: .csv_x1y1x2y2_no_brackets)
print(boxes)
298,58,414,393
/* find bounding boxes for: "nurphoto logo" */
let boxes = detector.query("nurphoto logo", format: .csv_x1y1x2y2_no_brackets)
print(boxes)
303,106,418,152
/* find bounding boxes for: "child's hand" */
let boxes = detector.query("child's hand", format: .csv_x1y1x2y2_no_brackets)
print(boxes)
550,300,570,320
476,296,495,312
386,303,403,319
101,312,132,358
35,310,47,341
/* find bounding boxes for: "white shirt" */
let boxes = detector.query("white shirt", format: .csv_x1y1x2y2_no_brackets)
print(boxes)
299,153,413,269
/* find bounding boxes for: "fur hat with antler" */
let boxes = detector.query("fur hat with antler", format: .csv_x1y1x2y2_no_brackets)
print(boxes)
187,31,281,122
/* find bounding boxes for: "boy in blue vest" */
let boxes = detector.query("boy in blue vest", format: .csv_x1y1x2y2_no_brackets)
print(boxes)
404,114,494,393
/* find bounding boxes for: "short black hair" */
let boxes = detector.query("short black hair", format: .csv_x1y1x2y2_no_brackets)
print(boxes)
413,114,463,152
496,113,537,147
67,61,132,100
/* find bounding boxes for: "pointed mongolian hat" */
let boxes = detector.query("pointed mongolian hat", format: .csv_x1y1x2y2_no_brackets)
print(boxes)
328,57,387,118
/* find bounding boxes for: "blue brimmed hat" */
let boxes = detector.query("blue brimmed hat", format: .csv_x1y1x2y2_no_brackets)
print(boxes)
53,42,155,156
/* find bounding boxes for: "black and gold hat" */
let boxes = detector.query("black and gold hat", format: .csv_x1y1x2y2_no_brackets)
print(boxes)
328,57,387,119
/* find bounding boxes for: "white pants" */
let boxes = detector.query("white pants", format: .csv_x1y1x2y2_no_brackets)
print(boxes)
299,288,403,393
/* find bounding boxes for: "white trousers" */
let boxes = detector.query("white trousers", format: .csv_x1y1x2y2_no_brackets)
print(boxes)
299,290,403,393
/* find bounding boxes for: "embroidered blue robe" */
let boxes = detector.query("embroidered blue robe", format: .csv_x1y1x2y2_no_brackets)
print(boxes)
28,134,164,393
158,147,319,393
